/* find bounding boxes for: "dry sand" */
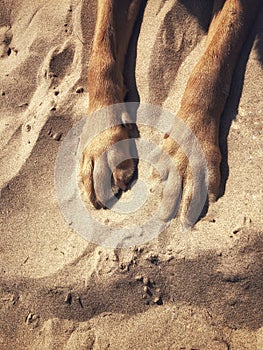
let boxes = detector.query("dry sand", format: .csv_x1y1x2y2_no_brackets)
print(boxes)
0,0,262,349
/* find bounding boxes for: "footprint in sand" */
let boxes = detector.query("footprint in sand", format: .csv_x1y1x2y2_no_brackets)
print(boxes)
0,26,13,58
47,43,75,84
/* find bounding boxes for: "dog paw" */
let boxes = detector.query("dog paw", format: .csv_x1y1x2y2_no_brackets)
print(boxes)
80,118,136,209
155,120,221,228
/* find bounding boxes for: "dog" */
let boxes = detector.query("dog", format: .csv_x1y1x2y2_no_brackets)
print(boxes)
80,0,262,227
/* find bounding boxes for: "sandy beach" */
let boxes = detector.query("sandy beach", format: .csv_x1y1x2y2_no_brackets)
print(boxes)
0,0,262,349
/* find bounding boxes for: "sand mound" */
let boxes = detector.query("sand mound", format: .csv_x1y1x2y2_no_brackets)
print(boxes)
0,0,262,349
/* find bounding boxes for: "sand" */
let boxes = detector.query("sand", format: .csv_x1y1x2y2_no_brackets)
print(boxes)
0,0,262,349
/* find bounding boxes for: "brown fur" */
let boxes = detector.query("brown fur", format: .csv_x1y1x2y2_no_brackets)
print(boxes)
81,0,262,224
